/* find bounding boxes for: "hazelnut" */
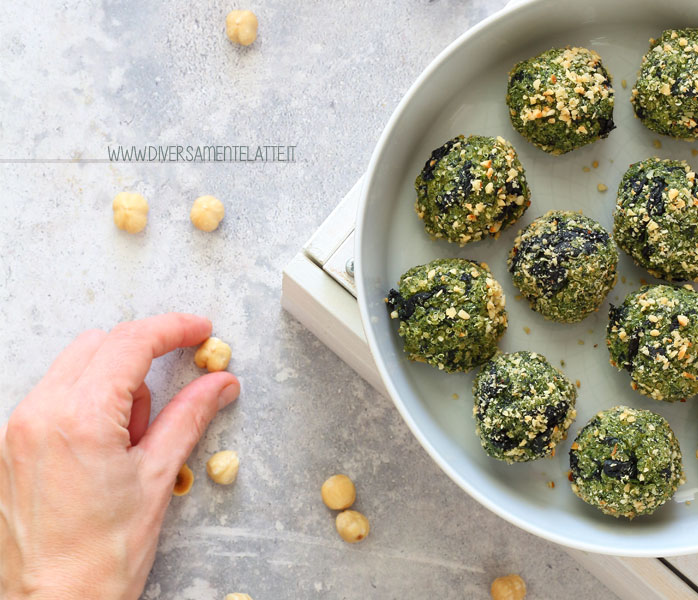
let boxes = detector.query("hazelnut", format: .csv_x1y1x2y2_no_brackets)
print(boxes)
113,192,148,233
491,574,526,600
321,474,356,510
194,337,232,372
206,450,240,485
335,510,369,543
224,594,252,600
225,10,258,46
190,195,225,232
173,463,194,496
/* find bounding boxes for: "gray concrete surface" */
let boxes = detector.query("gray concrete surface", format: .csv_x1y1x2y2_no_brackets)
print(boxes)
0,1,618,598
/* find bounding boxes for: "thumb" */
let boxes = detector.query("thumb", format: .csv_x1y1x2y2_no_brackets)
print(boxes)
136,371,240,474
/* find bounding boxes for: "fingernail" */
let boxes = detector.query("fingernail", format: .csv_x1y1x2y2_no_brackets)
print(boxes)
218,381,240,409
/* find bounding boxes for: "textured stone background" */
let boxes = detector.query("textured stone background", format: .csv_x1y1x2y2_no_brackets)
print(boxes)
0,0,617,598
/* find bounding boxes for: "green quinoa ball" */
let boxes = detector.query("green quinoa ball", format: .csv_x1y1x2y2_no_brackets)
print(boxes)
569,406,684,519
508,211,618,323
506,47,615,154
632,29,698,139
414,135,531,245
607,284,698,402
614,158,698,282
472,351,577,463
386,258,508,372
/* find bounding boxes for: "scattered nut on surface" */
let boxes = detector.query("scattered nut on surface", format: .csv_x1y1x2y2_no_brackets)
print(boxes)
321,474,356,510
191,195,225,232
597,183,608,192
207,450,240,485
224,594,253,600
491,574,526,600
226,10,258,46
113,192,148,233
335,510,369,543
173,463,194,496
194,337,232,372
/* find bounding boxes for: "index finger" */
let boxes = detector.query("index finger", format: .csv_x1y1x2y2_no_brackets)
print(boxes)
81,313,212,393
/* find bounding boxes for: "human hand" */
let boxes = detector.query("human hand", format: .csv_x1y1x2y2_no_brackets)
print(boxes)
0,313,240,600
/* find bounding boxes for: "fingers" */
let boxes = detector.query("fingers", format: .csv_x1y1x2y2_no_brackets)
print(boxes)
81,313,212,394
137,372,239,472
127,382,151,446
38,329,108,390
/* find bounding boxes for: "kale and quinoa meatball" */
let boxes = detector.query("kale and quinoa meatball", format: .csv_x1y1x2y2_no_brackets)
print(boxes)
632,29,698,139
508,211,618,322
614,158,698,282
472,351,577,463
607,285,698,401
386,259,508,372
415,135,531,245
506,47,615,154
569,406,684,519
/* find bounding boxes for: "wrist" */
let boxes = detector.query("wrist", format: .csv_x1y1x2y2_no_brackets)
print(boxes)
11,559,132,600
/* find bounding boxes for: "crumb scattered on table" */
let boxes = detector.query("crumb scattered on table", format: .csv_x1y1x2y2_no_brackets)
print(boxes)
597,183,608,192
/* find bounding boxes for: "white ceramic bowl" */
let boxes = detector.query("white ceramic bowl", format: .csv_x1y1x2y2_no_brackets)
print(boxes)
356,0,698,556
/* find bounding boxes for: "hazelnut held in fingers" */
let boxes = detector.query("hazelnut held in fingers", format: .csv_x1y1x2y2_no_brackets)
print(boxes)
321,474,356,510
194,337,232,372
226,10,258,46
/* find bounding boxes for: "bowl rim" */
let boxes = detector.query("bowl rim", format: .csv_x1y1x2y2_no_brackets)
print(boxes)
354,0,698,557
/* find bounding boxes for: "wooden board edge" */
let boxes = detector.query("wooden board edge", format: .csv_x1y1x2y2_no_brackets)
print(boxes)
566,549,697,600
281,252,387,396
